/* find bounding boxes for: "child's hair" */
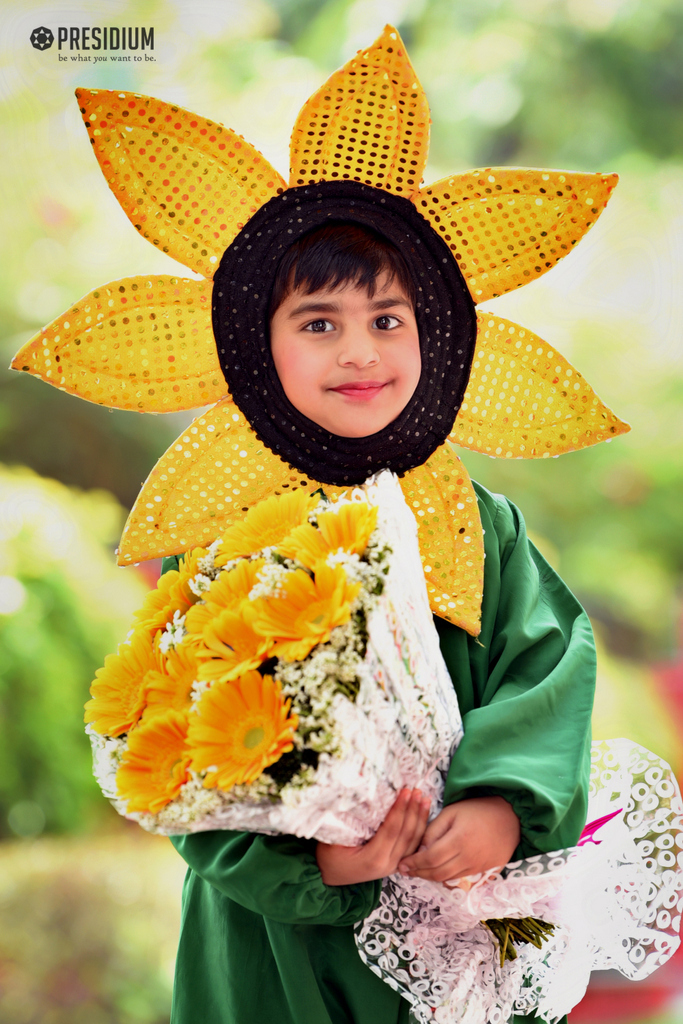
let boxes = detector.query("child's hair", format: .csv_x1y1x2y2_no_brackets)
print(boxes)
268,222,417,319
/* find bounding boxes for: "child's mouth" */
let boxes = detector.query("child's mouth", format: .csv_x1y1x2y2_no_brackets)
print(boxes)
328,380,389,401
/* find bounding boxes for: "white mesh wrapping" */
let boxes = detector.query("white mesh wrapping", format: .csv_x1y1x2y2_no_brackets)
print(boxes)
355,739,683,1023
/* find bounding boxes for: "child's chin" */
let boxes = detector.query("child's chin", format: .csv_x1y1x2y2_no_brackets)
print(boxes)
324,417,391,439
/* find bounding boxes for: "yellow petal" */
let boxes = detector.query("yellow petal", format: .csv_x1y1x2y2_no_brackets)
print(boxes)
116,399,316,565
289,24,429,196
412,168,618,302
451,313,630,458
11,276,225,412
76,87,286,278
216,491,317,563
399,450,484,636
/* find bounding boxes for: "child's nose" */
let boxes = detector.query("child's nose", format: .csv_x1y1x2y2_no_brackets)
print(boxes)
337,328,380,369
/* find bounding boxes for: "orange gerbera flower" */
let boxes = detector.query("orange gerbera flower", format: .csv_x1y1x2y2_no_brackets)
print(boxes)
184,558,264,643
278,503,378,569
144,644,199,716
116,708,191,813
187,671,297,789
133,546,207,632
194,608,271,683
214,491,317,566
246,563,361,662
85,628,159,736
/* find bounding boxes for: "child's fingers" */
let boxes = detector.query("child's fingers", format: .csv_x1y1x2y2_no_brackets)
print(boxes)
405,855,470,883
401,794,431,859
419,805,457,848
381,789,421,856
398,824,461,874
388,790,428,860
366,788,412,857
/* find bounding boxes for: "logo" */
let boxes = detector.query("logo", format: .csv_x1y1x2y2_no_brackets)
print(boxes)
30,26,54,50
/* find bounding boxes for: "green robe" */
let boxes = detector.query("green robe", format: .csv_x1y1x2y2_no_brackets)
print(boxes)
164,482,596,1024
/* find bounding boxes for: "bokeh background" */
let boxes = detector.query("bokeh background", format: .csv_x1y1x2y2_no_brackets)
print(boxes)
1,0,682,1021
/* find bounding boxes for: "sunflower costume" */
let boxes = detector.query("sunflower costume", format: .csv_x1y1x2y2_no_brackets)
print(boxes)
12,25,633,1024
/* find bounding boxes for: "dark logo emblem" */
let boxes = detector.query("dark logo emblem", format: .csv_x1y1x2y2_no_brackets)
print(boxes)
30,27,54,50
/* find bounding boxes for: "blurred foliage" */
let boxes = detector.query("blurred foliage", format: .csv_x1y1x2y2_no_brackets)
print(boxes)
0,830,184,1023
0,466,146,837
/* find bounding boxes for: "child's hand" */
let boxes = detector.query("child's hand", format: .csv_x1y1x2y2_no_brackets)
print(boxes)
316,788,430,886
397,796,520,882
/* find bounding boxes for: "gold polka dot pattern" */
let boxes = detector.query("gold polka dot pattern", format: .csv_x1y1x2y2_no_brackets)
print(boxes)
289,24,429,195
413,168,618,303
451,312,630,458
76,88,286,279
11,276,226,413
117,398,316,565
117,401,484,635
399,446,484,635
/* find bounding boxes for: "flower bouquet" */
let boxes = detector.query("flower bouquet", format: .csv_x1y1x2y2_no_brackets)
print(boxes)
85,471,463,842
85,470,683,1023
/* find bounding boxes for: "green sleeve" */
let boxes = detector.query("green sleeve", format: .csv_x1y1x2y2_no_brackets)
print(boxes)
169,831,381,926
435,483,595,859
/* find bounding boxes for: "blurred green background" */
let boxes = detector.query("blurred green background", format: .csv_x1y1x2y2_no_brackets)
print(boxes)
1,0,682,1021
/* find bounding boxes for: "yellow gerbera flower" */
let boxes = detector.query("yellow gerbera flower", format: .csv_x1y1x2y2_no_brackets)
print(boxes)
278,502,378,569
133,546,207,632
245,563,361,662
144,644,199,716
85,628,159,736
184,557,265,644
187,671,297,790
214,491,317,566
116,708,191,813
194,608,271,683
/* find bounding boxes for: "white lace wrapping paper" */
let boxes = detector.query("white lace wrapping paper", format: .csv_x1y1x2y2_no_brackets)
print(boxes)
355,738,683,1023
104,471,464,842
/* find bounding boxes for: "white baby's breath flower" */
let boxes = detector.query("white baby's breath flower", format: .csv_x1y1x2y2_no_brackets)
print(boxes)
248,561,291,601
158,609,187,653
189,573,212,597
190,679,211,706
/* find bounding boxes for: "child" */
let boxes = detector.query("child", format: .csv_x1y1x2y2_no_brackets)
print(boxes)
165,222,595,1024
12,26,622,1023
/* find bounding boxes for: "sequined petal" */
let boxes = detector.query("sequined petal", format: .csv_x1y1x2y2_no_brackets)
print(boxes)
76,88,286,278
398,450,484,636
413,168,618,302
117,399,315,565
11,276,225,412
451,312,630,458
289,24,429,196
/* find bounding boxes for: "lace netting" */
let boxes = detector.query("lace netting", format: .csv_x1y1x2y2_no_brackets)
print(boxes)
355,738,683,1024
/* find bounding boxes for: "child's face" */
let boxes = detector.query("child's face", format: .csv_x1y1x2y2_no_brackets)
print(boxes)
270,272,421,438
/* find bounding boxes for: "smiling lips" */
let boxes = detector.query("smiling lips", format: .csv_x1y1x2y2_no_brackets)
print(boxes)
328,380,390,401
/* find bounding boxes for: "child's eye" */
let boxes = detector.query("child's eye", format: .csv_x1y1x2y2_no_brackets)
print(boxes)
304,319,334,333
373,315,401,331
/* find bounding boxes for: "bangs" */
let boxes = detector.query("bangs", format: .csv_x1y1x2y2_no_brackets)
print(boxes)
268,222,416,318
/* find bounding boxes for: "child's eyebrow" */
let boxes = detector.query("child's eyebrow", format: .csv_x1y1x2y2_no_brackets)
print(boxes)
368,295,413,311
286,294,413,319
286,300,343,319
